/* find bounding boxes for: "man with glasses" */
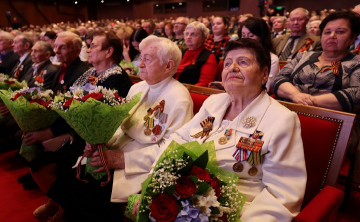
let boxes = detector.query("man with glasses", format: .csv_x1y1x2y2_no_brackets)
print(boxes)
172,16,189,52
272,7,321,61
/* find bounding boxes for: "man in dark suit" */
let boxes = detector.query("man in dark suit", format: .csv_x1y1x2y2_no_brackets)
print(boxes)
26,41,58,88
50,31,89,93
272,8,322,61
10,32,34,82
0,31,19,75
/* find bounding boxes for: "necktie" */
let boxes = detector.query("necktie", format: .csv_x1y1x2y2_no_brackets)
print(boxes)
279,36,299,61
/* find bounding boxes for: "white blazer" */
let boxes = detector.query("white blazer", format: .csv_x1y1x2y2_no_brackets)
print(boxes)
166,91,307,221
109,77,194,202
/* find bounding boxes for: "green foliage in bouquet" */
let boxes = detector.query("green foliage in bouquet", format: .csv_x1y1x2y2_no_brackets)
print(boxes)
120,60,139,76
128,141,245,222
53,92,141,181
0,74,27,91
0,89,58,161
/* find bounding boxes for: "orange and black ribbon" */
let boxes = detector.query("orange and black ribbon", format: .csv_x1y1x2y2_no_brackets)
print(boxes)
298,38,314,53
191,116,215,139
88,73,104,85
353,43,360,55
320,61,341,76
76,143,111,187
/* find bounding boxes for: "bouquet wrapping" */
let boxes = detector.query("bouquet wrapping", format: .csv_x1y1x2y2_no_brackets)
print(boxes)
127,141,245,222
0,87,57,161
51,84,141,186
0,73,27,119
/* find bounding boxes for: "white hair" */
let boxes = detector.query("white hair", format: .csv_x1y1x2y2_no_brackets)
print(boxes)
139,35,182,76
0,31,14,41
56,31,82,51
185,21,209,39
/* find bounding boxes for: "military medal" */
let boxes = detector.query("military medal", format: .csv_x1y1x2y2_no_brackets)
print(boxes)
233,130,264,175
232,162,243,172
191,116,215,139
248,166,258,176
143,100,167,137
242,116,256,128
218,128,232,145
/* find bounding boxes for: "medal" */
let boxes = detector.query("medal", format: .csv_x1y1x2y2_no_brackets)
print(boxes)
144,128,151,136
248,166,258,176
232,162,243,172
218,128,232,145
242,116,256,128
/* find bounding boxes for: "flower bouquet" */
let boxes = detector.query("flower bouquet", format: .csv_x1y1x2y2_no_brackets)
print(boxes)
0,87,57,161
0,73,27,118
51,83,141,186
127,141,245,222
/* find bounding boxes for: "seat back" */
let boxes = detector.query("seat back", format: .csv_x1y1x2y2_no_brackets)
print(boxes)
183,83,224,114
278,101,356,207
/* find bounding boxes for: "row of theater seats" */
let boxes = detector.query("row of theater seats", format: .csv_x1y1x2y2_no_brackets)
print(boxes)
129,74,357,222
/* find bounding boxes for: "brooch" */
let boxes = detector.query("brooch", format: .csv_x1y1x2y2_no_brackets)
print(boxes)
242,116,256,128
191,116,215,139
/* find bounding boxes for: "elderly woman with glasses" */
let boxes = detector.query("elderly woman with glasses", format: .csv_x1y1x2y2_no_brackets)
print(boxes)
174,21,218,87
38,35,194,221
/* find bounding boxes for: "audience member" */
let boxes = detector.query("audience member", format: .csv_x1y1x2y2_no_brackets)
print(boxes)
272,16,287,38
273,7,321,61
172,16,189,52
27,41,58,88
0,31,19,74
307,19,322,36
204,16,230,61
175,21,217,87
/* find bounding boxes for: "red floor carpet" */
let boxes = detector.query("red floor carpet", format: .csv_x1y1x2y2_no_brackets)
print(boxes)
0,149,359,221
0,149,49,222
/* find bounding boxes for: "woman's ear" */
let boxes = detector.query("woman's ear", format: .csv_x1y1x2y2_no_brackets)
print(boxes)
106,47,114,58
261,67,269,86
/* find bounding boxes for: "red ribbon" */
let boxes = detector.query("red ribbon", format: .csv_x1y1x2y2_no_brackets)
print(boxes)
76,143,111,187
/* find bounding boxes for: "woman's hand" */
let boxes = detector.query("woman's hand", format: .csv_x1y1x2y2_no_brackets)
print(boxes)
0,104,9,115
23,128,54,145
122,44,131,62
291,92,317,106
89,149,125,173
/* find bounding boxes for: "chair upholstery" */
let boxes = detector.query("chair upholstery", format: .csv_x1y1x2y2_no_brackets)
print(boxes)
279,101,356,221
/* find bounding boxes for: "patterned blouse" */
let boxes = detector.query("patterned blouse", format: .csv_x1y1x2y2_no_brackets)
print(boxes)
204,34,230,61
273,51,360,112
73,64,123,87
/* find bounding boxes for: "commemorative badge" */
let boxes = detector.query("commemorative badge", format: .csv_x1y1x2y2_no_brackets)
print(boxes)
218,128,232,145
143,100,167,137
191,116,215,139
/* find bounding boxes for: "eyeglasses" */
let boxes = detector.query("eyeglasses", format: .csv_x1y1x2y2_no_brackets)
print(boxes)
174,22,186,25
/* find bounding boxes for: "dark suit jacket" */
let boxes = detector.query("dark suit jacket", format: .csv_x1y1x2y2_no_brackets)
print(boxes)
50,57,89,93
9,53,33,82
27,60,59,89
0,50,19,75
272,33,322,60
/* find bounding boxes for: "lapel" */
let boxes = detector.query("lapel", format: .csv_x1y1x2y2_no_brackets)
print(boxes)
293,33,309,54
276,35,290,55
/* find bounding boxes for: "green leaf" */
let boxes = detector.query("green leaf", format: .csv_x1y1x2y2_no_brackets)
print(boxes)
210,206,220,215
193,150,209,169
164,184,176,195
195,182,210,195
189,175,198,183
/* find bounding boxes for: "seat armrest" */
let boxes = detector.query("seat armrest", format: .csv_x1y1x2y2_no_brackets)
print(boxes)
295,186,344,222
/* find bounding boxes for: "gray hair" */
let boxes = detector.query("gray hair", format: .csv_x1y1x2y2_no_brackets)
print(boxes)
290,7,310,19
0,31,14,41
56,31,82,51
185,21,209,39
17,32,34,48
34,41,53,54
274,16,287,23
139,35,182,76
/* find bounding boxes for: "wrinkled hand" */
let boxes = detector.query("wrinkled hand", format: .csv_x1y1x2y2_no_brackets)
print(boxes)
291,92,317,106
0,104,9,115
24,128,54,146
89,148,125,173
132,196,141,215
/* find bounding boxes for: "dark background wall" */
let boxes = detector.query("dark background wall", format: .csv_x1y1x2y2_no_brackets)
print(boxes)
0,0,358,28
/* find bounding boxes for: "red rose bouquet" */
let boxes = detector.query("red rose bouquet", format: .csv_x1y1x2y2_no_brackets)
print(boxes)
51,84,141,186
0,87,57,161
128,141,245,222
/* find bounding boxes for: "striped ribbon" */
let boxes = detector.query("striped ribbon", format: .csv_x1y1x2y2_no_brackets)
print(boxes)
320,61,341,75
353,43,360,55
76,143,111,187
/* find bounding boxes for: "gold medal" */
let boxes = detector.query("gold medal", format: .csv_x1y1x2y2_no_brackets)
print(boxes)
144,128,151,136
218,136,228,145
248,166,258,176
232,162,244,172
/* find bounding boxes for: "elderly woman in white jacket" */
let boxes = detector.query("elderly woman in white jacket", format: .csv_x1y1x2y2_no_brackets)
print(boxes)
152,39,307,221
45,35,194,221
